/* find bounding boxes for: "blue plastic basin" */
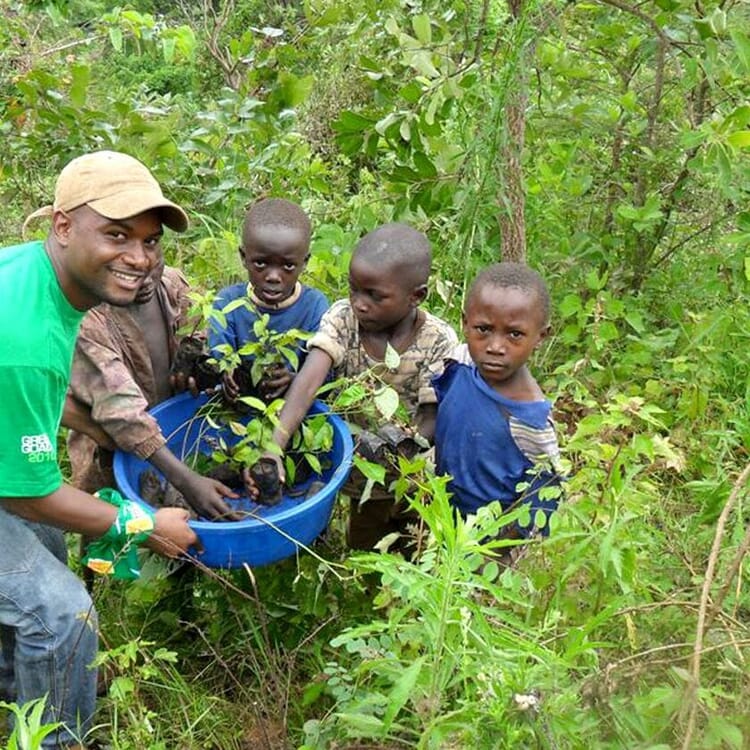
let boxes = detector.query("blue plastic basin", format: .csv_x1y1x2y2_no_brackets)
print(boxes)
113,392,353,568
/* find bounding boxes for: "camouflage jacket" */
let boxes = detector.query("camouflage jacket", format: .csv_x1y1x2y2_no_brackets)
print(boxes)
66,267,190,493
308,299,458,418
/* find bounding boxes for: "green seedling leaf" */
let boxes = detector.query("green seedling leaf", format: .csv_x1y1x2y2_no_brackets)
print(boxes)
374,386,400,420
238,395,267,412
306,453,322,474
727,130,750,148
383,343,401,369
353,455,386,484
228,421,247,437
730,29,750,71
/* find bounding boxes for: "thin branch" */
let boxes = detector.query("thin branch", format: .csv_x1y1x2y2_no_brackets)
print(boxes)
681,462,750,750
596,0,676,47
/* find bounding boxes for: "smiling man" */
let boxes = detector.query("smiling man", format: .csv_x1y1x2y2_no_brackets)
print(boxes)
0,151,199,750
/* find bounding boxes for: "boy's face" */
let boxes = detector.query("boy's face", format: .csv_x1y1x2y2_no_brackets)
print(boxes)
241,223,310,306
462,284,549,391
348,255,425,332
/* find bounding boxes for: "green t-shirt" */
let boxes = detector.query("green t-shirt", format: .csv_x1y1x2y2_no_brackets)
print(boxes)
0,241,84,497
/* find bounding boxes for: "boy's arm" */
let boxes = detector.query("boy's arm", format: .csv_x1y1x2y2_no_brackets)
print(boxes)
272,347,333,454
415,403,437,443
69,311,167,460
512,417,564,537
62,394,115,450
148,445,241,520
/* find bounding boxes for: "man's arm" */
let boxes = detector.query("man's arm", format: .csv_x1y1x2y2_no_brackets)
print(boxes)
1,484,198,558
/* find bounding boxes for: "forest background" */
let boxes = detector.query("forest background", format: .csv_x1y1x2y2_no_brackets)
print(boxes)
1,0,750,748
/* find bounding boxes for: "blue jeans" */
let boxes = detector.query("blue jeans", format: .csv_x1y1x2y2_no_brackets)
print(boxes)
0,506,98,748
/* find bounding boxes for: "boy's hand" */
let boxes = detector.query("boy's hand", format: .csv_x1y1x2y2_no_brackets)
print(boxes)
147,507,201,558
258,364,292,400
241,451,285,499
221,370,240,404
170,370,201,397
179,473,243,521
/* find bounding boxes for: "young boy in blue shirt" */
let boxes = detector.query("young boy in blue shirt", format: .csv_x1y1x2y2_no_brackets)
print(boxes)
432,262,562,542
209,198,329,402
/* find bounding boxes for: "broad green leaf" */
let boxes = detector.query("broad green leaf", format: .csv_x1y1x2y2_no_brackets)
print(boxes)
384,16,400,35
412,14,431,45
410,50,440,78
384,343,401,369
625,311,645,333
278,72,314,107
162,36,176,64
69,64,90,108
559,294,582,317
374,386,400,420
108,26,123,52
727,130,750,148
597,320,619,341
237,395,267,412
353,455,386,484
413,151,437,177
222,298,250,315
399,80,422,103
730,29,750,71
375,112,400,137
229,421,247,437
399,118,411,141
382,657,424,730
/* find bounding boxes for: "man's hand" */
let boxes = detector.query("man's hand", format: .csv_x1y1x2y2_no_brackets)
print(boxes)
180,473,243,521
145,507,200,558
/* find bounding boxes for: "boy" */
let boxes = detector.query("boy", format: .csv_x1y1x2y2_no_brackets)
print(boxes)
432,262,562,542
65,259,239,520
209,198,328,402
267,222,458,550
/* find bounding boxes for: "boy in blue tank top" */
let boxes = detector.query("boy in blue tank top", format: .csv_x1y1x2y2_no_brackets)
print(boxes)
433,262,562,544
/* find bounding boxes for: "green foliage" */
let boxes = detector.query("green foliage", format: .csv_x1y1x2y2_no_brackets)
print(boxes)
4,0,750,747
302,470,601,749
0,697,60,750
209,299,314,383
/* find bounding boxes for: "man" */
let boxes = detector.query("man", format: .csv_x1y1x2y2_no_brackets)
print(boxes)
0,150,199,749
63,257,239,520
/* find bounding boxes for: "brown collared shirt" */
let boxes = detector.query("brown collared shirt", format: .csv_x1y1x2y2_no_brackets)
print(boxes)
66,267,190,493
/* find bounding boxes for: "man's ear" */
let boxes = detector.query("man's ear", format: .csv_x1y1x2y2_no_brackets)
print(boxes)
411,283,428,306
51,210,73,246
237,245,246,261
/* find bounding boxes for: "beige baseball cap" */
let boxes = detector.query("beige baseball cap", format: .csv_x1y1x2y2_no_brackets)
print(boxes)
24,150,189,233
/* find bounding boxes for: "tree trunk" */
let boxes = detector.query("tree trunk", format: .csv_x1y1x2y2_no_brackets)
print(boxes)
498,0,528,263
